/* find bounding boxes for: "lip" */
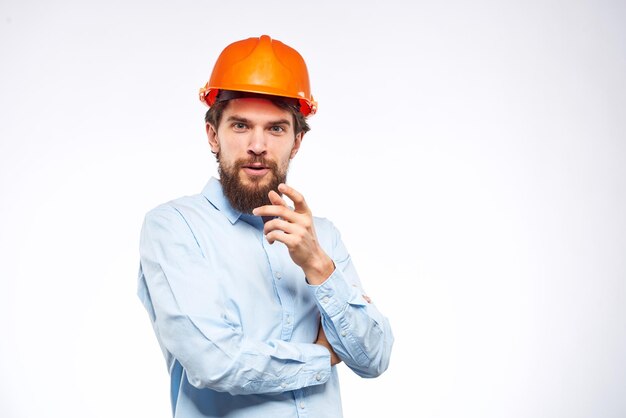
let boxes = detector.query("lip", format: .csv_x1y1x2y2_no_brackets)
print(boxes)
242,164,270,177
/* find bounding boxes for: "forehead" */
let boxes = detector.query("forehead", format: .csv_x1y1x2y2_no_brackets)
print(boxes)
222,98,293,123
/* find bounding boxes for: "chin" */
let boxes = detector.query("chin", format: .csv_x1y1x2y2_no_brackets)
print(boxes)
241,174,272,188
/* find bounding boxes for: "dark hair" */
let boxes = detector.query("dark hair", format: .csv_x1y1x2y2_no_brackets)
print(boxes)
204,93,310,135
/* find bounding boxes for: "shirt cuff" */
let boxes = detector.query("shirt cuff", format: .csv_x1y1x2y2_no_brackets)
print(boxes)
308,268,367,318
296,342,332,387
243,342,331,393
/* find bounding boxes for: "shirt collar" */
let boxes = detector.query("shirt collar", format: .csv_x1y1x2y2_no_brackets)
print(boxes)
201,177,265,229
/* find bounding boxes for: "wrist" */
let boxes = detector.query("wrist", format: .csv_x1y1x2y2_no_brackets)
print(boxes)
304,255,335,285
315,340,340,366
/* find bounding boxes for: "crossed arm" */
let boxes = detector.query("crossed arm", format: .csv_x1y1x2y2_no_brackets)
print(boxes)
139,185,393,395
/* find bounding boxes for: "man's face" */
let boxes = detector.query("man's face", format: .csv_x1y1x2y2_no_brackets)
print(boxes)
206,98,303,213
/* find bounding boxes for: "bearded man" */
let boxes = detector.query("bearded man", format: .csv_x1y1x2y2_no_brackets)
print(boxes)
137,35,393,418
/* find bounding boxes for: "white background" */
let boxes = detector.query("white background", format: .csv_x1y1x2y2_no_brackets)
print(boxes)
1,1,625,417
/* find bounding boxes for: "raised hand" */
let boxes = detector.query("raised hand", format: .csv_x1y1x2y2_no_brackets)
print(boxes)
252,183,334,285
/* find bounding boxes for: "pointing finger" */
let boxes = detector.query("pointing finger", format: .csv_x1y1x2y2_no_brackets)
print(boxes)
268,189,288,207
278,183,309,214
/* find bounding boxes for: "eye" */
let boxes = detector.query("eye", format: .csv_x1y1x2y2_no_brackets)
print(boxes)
232,122,247,131
269,125,285,133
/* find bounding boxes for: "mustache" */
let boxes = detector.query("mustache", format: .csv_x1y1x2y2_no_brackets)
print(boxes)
234,156,279,169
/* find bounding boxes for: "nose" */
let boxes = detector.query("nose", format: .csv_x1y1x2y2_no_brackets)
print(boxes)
247,127,267,156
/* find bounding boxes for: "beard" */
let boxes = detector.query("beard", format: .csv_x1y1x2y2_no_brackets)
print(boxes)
218,155,288,214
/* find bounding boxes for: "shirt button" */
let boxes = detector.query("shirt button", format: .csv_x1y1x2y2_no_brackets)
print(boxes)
341,330,347,337
286,316,292,324
322,296,329,304
315,373,322,381
299,402,305,409
275,272,282,279
280,382,287,389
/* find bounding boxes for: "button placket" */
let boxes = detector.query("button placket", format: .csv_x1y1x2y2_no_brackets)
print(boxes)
293,389,308,417
264,239,296,342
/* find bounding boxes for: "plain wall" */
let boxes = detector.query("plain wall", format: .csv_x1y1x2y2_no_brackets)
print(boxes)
1,0,625,417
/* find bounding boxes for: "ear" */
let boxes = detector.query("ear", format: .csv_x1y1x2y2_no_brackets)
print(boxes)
206,123,220,154
289,132,304,159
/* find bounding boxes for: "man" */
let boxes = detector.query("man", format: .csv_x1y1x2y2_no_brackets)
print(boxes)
137,35,393,418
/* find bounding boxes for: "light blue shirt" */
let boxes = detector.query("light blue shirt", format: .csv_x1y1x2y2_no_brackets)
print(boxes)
137,177,393,418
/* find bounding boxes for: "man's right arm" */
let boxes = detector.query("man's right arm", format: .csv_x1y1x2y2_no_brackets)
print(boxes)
138,206,332,396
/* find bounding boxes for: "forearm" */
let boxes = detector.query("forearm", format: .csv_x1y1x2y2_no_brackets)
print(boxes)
309,268,394,378
148,280,332,395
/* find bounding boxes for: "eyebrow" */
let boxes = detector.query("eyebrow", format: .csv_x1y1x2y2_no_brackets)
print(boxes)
226,115,251,124
268,118,292,127
226,115,292,126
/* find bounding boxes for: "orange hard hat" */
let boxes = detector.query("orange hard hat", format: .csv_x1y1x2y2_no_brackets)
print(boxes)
199,35,317,116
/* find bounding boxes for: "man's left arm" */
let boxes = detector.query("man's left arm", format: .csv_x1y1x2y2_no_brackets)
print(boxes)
309,224,394,378
253,184,394,378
